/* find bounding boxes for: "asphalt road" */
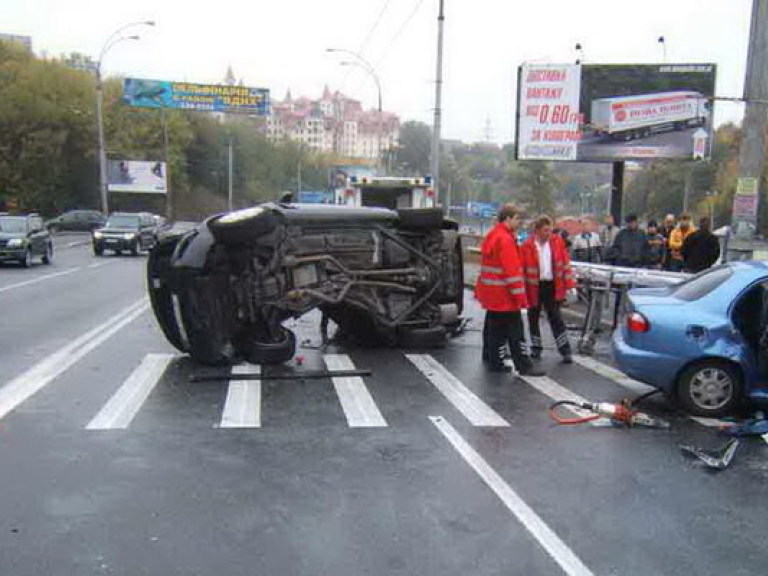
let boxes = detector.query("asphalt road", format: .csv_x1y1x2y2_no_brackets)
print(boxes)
1,241,767,576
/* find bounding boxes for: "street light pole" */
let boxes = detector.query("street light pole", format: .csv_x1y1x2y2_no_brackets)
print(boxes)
327,49,384,169
95,20,154,215
431,0,445,204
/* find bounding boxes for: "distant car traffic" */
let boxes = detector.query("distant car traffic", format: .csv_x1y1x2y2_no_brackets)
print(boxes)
93,212,159,256
0,213,53,267
46,210,105,232
613,262,768,417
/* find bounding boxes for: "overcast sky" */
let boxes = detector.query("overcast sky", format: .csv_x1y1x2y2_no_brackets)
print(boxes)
3,0,754,143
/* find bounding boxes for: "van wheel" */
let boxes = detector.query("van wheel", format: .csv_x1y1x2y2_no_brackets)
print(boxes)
676,360,742,417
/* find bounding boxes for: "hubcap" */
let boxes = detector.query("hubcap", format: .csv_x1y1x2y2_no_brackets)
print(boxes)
689,367,733,410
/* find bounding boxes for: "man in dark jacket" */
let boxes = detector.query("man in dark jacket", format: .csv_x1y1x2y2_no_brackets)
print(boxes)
682,217,721,273
644,220,666,269
608,214,647,268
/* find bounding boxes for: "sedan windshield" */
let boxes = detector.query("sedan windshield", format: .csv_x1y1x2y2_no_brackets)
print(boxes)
105,215,140,229
0,217,27,234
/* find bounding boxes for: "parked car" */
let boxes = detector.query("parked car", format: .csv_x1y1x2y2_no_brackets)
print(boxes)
147,203,463,366
613,262,768,417
46,210,105,232
0,213,53,267
93,212,159,256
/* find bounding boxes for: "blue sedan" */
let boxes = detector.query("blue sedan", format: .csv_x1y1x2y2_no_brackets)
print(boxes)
613,262,768,417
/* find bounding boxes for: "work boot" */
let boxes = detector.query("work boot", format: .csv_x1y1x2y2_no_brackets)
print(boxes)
561,354,573,365
518,364,547,377
487,364,513,373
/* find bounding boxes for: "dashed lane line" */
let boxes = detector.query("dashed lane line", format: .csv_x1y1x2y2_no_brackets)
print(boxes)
0,267,81,294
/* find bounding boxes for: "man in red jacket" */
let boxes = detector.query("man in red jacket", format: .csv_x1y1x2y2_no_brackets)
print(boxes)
521,216,576,363
476,204,546,376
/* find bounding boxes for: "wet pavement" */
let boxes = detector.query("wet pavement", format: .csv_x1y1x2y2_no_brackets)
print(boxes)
1,243,767,575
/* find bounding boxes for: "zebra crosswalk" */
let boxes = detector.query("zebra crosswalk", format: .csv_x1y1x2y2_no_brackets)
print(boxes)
0,345,726,432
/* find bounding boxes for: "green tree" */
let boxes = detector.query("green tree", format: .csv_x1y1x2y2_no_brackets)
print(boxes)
395,121,431,174
506,161,557,216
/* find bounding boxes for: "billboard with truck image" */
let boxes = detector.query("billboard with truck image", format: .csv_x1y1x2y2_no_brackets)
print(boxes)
516,63,716,162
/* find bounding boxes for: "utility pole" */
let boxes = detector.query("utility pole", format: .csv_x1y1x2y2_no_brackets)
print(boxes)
735,0,768,238
95,68,109,215
431,0,445,204
227,136,234,211
162,107,171,220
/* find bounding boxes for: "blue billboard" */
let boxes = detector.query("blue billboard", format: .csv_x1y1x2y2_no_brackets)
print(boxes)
123,78,270,115
467,202,499,219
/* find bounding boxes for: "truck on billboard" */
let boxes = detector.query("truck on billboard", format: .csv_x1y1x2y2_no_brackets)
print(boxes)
590,91,709,141
516,63,716,162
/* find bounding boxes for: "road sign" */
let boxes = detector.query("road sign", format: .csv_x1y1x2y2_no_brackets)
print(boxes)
123,78,270,115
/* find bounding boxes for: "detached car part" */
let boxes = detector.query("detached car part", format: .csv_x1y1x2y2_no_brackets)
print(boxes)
147,203,464,366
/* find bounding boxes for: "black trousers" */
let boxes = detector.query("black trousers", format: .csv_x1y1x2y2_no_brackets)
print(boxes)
528,281,571,357
482,310,533,371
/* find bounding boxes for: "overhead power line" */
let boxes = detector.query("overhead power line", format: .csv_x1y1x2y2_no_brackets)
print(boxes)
374,0,427,66
357,0,394,56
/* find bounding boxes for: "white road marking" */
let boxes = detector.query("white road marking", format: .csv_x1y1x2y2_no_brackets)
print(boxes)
324,354,387,428
0,267,81,294
431,416,595,576
87,353,175,430
572,355,654,395
517,374,609,425
87,260,117,269
219,364,261,428
572,355,724,428
406,354,509,427
0,298,149,421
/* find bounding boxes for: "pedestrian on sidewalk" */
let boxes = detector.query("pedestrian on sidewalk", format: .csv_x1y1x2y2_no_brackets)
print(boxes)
600,214,620,261
521,216,576,364
644,220,666,269
476,203,546,376
660,213,677,270
570,216,603,263
607,214,647,268
668,213,697,272
682,217,721,273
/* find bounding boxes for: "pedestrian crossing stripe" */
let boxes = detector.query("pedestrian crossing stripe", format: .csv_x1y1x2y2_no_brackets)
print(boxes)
60,351,726,431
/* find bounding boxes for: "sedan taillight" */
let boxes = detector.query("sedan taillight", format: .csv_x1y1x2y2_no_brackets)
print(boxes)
627,312,650,333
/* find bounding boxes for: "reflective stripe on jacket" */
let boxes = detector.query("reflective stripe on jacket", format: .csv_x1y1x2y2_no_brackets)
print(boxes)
474,223,528,312
520,234,576,308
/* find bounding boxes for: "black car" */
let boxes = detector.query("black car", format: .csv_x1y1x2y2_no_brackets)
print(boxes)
46,209,105,232
147,203,463,366
93,212,159,256
0,213,53,267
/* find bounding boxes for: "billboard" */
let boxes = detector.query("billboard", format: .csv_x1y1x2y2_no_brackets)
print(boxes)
108,160,168,193
123,78,270,115
516,63,716,162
